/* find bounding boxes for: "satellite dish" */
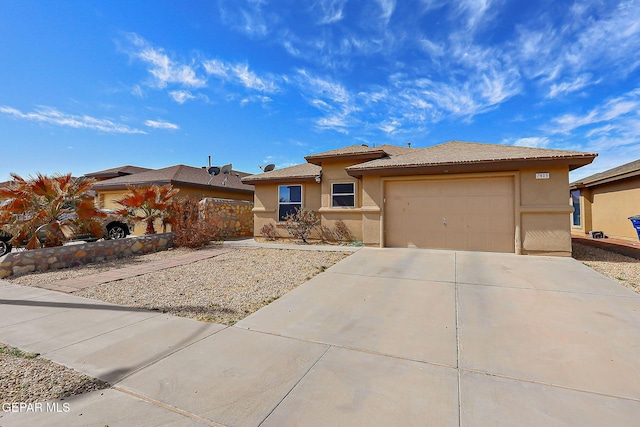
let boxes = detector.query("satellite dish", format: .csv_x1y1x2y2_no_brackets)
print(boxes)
221,164,232,175
263,163,275,172
207,166,221,176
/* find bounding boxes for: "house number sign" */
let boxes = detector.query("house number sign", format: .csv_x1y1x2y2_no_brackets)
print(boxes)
535,172,550,179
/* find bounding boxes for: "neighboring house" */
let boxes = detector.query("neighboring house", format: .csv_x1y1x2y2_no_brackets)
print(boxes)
570,158,640,241
84,165,152,182
88,164,254,235
243,141,596,256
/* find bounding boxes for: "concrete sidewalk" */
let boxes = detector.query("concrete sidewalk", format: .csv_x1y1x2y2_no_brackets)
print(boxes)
1,248,640,426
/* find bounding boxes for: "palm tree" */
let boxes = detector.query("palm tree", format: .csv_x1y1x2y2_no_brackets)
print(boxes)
0,173,105,249
115,185,179,234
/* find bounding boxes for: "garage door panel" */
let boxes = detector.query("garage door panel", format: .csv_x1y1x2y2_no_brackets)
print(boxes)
385,177,515,253
490,214,514,232
467,214,491,231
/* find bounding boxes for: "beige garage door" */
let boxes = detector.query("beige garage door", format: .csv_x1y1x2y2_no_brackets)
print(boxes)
385,177,515,252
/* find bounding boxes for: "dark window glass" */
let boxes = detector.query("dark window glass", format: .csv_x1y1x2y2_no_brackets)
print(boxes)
279,185,302,221
331,183,355,207
279,185,302,203
571,189,581,226
279,203,300,221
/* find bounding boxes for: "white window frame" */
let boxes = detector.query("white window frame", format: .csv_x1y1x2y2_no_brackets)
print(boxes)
331,182,356,208
278,184,303,221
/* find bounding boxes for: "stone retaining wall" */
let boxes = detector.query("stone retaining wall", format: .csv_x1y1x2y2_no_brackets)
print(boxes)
0,233,174,279
201,198,253,239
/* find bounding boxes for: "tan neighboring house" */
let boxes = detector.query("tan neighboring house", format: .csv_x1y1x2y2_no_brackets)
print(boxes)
243,141,596,256
89,164,254,235
84,165,153,182
570,158,640,241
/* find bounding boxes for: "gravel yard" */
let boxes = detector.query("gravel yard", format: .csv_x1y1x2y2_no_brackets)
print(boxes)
0,343,107,405
73,248,349,325
572,242,640,294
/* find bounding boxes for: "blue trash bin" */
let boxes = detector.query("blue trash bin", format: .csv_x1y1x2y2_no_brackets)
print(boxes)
629,215,640,240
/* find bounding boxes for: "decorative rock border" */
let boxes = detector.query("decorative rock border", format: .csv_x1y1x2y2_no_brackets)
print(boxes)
0,233,174,279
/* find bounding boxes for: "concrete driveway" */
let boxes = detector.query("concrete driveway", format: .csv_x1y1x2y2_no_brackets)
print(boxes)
1,247,640,426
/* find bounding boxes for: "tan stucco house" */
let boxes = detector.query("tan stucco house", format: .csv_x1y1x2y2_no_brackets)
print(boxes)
243,141,596,256
88,164,254,235
570,158,640,242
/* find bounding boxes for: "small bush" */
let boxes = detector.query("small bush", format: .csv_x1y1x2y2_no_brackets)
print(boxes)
260,223,279,240
169,198,220,248
322,220,354,244
284,208,320,244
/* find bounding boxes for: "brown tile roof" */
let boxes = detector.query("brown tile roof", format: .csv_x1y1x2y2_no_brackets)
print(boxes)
304,144,412,165
570,158,640,188
241,141,597,183
346,141,597,174
92,164,254,193
241,163,321,183
84,165,152,179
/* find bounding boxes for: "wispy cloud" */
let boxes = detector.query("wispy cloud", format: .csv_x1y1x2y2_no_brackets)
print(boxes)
169,90,196,104
315,0,348,25
514,1,640,93
454,0,499,31
218,0,270,38
125,33,206,89
144,119,179,130
550,88,640,134
295,70,357,132
203,59,279,93
0,106,146,134
547,74,596,98
376,0,396,24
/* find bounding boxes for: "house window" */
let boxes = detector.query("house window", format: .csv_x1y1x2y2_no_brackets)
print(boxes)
332,182,355,207
571,189,581,226
279,185,302,221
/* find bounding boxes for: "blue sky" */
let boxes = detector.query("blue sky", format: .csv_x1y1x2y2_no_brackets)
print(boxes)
1,1,639,182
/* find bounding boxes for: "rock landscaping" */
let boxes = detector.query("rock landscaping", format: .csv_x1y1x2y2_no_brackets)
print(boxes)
0,343,108,405
572,242,640,294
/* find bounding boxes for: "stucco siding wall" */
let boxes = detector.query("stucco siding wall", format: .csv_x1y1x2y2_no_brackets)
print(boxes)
252,182,322,239
362,175,383,246
589,177,640,240
519,166,573,255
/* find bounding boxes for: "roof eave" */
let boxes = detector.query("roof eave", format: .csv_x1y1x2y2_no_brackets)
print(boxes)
242,176,318,185
93,179,254,193
304,150,387,165
575,168,640,188
347,156,597,178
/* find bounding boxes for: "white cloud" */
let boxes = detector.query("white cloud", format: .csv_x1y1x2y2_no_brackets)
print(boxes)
514,1,640,93
454,0,499,31
203,59,279,93
126,33,206,89
548,74,595,98
551,88,640,134
315,0,347,25
218,0,270,38
0,106,146,134
144,119,179,130
376,0,396,23
169,90,196,104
